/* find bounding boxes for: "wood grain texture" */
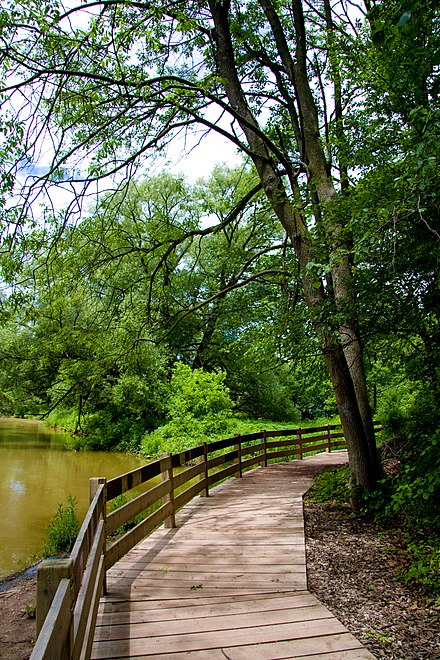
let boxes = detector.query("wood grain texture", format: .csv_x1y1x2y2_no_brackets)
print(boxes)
92,452,375,659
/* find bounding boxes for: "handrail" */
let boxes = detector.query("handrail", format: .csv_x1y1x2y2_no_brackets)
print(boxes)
30,421,381,659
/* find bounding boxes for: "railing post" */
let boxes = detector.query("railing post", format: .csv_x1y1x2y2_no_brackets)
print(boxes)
235,434,242,478
199,442,209,497
162,453,176,528
296,427,303,460
36,557,74,657
260,429,267,467
90,476,107,595
326,424,332,453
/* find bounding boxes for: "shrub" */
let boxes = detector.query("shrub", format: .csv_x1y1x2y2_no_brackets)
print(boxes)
402,535,440,597
141,363,234,456
42,495,79,556
307,465,352,503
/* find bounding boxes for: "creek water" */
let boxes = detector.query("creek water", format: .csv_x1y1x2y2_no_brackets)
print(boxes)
0,417,145,578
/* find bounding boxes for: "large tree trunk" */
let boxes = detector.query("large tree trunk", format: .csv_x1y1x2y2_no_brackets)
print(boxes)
209,0,379,491
289,0,380,479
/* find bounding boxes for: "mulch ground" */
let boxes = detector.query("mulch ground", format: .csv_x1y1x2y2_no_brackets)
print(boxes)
304,499,440,659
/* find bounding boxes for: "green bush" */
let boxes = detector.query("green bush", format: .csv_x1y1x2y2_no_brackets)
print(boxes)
0,389,15,416
42,495,79,556
233,369,301,422
376,383,420,437
362,388,440,599
307,465,352,503
168,363,234,419
141,363,235,455
402,535,440,597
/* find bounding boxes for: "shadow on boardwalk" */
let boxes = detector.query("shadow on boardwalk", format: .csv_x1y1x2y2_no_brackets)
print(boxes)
92,451,375,659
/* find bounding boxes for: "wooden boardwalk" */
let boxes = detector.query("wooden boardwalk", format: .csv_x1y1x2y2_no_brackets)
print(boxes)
92,452,374,659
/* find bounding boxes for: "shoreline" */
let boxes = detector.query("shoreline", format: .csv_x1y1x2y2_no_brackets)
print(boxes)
0,562,40,591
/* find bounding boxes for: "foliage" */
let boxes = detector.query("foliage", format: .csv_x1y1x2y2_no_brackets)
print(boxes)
360,388,440,596
232,368,301,422
376,383,422,437
401,535,440,597
42,495,79,557
0,0,439,491
0,389,14,416
23,603,36,620
141,363,235,455
307,465,352,504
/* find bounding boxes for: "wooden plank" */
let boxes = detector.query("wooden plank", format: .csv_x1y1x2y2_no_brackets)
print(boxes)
112,574,304,588
91,618,348,657
93,604,334,641
266,439,301,449
73,519,106,657
172,444,204,468
106,458,164,501
70,484,105,597
207,462,238,486
76,553,106,660
95,593,320,625
105,502,173,570
113,548,305,562
172,461,204,489
298,442,327,454
134,636,372,660
97,590,312,612
240,454,264,470
31,578,73,660
173,480,205,510
240,441,264,456
119,561,305,572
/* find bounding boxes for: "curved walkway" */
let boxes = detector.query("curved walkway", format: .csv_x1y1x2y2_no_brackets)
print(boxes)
92,451,374,659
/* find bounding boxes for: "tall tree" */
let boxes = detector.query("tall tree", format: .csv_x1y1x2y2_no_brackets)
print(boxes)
4,0,432,488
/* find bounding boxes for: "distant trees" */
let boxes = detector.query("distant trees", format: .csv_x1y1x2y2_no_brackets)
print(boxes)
0,167,324,444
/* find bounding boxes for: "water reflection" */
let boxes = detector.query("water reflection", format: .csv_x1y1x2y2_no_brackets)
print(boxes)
0,417,145,578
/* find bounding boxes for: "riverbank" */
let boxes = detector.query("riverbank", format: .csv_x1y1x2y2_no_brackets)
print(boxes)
0,570,36,659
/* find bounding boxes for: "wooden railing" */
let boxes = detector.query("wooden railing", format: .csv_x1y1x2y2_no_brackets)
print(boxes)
30,422,380,659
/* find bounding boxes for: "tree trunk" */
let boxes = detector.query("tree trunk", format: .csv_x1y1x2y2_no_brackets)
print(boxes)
209,0,379,491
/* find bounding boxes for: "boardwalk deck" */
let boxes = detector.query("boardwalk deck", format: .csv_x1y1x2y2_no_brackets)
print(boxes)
92,451,375,659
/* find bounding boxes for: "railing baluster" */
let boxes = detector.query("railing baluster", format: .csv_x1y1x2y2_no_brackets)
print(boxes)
89,477,107,595
199,442,209,497
326,425,332,453
260,429,267,467
297,427,303,460
162,453,176,528
234,434,242,478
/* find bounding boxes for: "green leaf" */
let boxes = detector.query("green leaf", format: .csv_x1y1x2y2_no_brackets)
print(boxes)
397,12,412,27
372,29,386,46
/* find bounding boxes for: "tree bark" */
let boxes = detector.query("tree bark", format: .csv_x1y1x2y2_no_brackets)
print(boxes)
209,0,379,490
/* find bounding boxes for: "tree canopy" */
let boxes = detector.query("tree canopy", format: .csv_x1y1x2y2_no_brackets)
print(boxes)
0,0,439,491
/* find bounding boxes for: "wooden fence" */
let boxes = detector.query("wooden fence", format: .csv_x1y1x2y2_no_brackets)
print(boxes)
30,422,380,659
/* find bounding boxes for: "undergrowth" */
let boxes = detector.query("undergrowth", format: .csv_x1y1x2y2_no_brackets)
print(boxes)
307,465,352,503
42,494,79,557
308,436,440,602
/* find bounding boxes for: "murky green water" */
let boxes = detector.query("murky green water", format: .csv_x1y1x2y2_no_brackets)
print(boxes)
0,417,145,578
